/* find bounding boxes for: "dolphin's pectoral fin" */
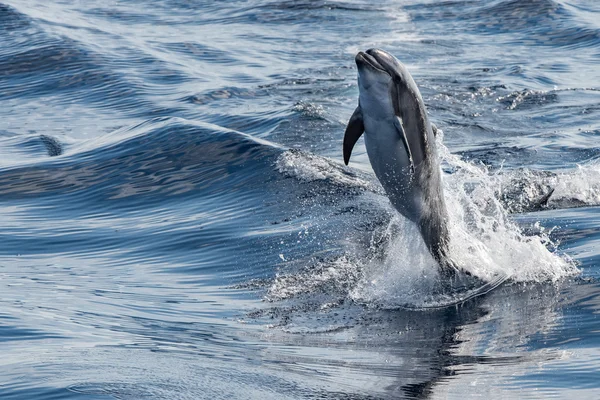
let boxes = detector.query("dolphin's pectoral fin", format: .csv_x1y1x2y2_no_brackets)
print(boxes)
431,123,439,136
343,106,365,165
393,116,415,173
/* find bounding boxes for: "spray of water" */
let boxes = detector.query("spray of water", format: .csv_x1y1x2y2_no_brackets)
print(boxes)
351,130,578,308
551,161,600,208
272,130,579,309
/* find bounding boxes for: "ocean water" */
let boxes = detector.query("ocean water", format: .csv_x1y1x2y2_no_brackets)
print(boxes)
2,0,600,398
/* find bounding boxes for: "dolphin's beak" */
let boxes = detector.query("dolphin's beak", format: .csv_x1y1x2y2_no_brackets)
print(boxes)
355,51,386,73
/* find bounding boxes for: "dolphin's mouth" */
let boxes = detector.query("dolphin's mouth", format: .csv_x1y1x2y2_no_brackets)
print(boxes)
356,51,388,74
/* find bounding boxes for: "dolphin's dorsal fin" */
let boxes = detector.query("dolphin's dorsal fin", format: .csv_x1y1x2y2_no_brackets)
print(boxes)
343,106,364,165
393,116,415,173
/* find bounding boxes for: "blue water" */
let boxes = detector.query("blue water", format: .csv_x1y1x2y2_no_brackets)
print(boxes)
2,0,600,398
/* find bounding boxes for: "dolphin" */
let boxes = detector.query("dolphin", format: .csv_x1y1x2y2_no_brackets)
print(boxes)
343,48,454,275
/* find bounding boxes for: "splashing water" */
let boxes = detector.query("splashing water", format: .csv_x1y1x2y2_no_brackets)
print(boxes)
274,129,579,310
550,160,600,208
439,131,577,282
353,129,578,308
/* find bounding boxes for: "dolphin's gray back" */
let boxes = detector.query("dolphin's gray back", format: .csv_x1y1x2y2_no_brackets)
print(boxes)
380,76,450,265
390,68,433,168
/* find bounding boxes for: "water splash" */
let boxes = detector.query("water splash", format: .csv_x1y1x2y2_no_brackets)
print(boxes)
275,149,375,190
550,161,600,208
439,137,576,283
273,131,579,310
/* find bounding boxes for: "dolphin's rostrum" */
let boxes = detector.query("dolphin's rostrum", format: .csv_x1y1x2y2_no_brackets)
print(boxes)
344,48,453,275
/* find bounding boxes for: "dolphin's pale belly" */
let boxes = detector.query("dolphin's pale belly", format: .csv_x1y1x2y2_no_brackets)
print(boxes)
363,117,422,221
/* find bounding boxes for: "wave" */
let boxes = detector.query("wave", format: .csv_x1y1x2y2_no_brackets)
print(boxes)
407,0,600,49
474,0,600,49
0,114,588,309
202,1,381,25
0,3,31,32
0,117,281,202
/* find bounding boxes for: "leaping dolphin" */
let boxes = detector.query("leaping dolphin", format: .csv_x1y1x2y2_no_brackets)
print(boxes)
344,48,454,275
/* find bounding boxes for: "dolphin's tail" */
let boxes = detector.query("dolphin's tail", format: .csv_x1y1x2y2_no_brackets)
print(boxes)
418,209,456,273
426,221,507,298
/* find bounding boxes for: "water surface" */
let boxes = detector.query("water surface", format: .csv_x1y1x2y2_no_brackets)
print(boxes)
2,0,600,398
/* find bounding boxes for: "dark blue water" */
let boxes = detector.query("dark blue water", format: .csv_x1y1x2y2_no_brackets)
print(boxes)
2,0,600,398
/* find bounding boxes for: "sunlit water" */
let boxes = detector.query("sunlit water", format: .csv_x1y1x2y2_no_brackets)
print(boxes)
2,0,600,398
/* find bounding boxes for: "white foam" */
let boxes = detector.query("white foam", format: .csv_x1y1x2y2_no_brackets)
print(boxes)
550,160,600,208
273,134,579,309
351,130,578,308
292,101,326,119
439,136,577,282
275,149,374,190
349,213,445,308
266,256,360,302
491,160,600,212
